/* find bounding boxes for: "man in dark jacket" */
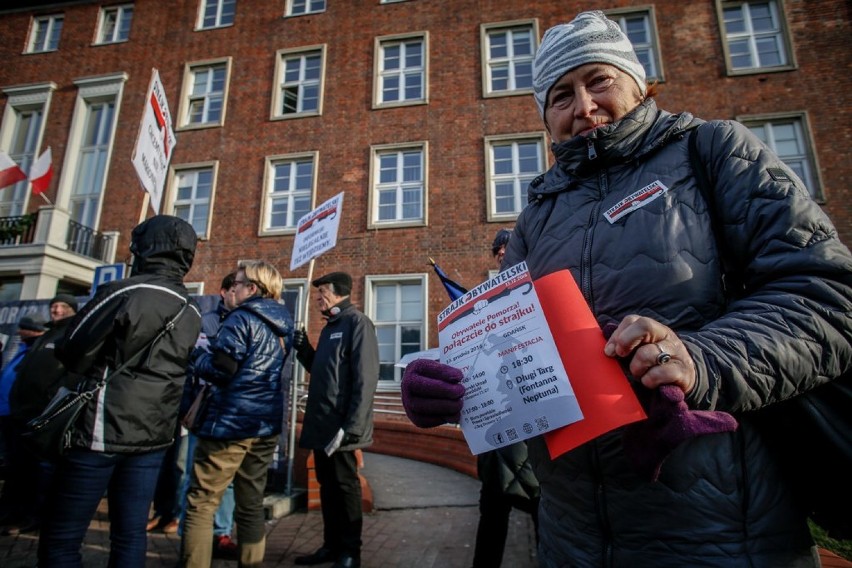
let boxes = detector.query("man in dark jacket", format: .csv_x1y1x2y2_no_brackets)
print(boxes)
293,272,379,568
38,215,202,568
0,315,47,531
3,295,79,535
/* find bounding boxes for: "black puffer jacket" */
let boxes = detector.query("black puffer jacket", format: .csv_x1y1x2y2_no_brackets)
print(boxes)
57,216,202,453
477,442,539,502
505,99,852,567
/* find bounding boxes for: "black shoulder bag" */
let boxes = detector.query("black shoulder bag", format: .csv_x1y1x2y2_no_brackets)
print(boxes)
688,127,852,539
21,301,191,462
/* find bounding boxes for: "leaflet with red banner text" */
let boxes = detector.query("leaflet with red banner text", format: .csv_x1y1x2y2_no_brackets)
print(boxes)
438,261,583,454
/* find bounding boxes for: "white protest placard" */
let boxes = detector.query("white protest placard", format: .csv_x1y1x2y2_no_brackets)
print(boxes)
438,261,584,454
131,69,176,214
290,192,344,270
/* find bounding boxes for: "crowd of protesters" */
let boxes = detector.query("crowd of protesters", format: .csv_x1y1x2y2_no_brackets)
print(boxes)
1,9,852,568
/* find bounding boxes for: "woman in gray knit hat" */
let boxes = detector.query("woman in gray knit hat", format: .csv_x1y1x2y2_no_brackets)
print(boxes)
401,10,852,568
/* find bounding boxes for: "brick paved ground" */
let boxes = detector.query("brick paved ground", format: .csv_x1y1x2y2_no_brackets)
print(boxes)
0,453,538,567
0,502,537,567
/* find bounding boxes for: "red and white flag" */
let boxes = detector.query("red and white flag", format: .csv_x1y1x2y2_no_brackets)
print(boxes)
0,150,27,190
29,147,53,195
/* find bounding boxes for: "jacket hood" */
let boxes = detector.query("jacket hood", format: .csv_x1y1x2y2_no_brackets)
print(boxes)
236,297,293,336
529,99,697,201
129,215,197,278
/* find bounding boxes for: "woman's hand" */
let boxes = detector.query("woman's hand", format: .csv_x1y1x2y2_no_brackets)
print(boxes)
401,359,465,428
603,315,696,394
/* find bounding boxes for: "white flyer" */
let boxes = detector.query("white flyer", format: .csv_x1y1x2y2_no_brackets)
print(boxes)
438,261,583,454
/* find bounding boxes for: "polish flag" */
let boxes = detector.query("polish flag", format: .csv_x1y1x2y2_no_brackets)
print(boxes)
0,151,27,190
29,147,53,195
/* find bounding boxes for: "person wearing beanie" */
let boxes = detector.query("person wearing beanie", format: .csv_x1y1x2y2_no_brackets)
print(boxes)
399,9,852,568
49,294,78,317
531,11,647,120
292,271,378,568
4,297,80,536
0,316,46,533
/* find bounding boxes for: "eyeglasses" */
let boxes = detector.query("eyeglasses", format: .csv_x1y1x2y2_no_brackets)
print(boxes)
231,279,251,288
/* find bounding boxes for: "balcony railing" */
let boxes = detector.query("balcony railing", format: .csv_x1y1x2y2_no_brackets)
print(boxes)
0,213,37,246
66,219,114,262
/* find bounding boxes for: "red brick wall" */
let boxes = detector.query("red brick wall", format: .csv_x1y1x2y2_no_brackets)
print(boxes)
2,2,850,471
1,2,848,328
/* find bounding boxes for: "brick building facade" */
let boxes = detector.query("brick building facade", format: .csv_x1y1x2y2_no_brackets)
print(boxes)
1,1,850,470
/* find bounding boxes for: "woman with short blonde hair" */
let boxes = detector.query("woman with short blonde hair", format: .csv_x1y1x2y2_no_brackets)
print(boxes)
238,260,282,301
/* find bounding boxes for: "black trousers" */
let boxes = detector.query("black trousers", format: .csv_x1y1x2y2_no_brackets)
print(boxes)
472,487,539,568
313,449,363,556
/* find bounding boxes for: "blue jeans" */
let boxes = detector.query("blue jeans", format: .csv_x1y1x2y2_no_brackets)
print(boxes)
38,448,166,568
177,433,234,536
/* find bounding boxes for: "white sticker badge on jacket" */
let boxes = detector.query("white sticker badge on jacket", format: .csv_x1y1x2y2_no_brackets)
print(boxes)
604,180,668,224
330,332,343,340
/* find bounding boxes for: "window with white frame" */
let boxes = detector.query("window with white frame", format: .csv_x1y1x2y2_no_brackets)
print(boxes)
179,59,231,128
169,165,216,238
368,276,426,384
486,134,546,221
375,34,427,107
27,14,63,53
198,0,235,29
185,282,204,295
481,22,536,96
283,279,308,384
59,74,127,230
273,46,324,119
97,4,133,44
0,83,54,217
370,143,426,227
283,280,307,325
742,114,821,200
262,153,315,233
287,0,326,16
720,1,792,72
610,9,663,81
70,101,115,228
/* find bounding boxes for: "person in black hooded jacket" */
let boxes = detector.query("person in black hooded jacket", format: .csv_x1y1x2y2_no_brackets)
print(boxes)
38,214,202,568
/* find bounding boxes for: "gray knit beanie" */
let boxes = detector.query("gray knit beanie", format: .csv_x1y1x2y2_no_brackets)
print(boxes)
533,11,647,118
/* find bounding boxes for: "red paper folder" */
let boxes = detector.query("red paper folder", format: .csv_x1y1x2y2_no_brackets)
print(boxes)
535,270,646,459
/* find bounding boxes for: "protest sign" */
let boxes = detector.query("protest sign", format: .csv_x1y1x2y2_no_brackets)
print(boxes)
290,192,344,270
131,69,176,214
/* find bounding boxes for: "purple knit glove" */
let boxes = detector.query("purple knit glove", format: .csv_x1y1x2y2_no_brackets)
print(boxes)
622,384,739,481
401,359,465,428
601,322,738,481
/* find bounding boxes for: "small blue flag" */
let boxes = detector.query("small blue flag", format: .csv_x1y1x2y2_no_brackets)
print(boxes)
429,258,467,301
